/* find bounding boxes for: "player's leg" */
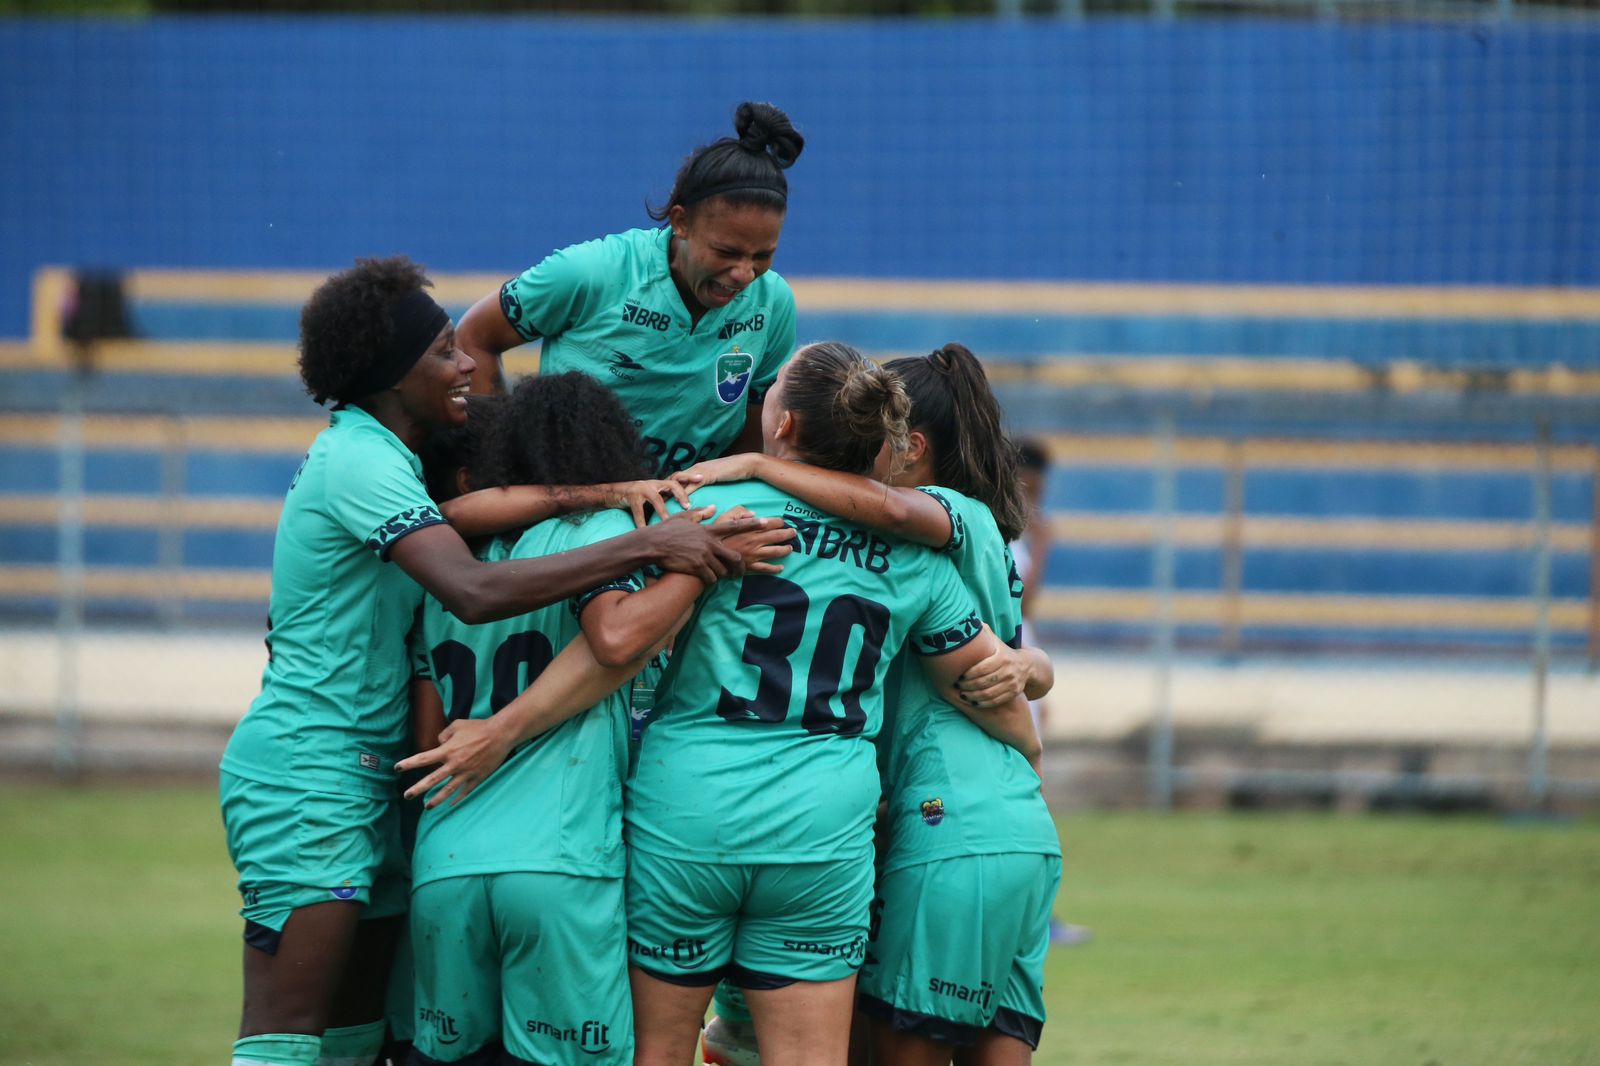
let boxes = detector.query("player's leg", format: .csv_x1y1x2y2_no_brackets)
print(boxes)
317,913,402,1065
858,855,1043,1066
957,854,1060,1066
742,977,858,1066
319,789,410,1066
733,851,875,1066
631,968,719,1066
223,774,398,1064
239,899,362,1040
625,848,742,1066
953,1030,1034,1066
498,871,632,1065
409,876,503,1063
704,981,760,1066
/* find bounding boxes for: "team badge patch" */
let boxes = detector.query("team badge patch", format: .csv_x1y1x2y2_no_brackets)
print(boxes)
714,351,755,405
920,797,945,826
329,884,359,900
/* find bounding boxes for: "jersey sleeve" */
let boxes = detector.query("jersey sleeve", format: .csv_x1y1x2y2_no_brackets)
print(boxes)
749,276,796,405
907,553,985,657
499,236,614,343
914,486,965,554
1002,545,1026,648
324,434,444,559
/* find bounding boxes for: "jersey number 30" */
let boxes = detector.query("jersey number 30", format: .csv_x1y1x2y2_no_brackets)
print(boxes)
715,574,890,737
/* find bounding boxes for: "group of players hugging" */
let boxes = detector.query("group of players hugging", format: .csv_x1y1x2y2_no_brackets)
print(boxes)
220,101,1062,1066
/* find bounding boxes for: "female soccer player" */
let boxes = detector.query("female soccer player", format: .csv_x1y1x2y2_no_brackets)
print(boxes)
455,101,805,474
405,373,779,1066
217,257,771,1066
682,344,1061,1065
624,342,1039,1066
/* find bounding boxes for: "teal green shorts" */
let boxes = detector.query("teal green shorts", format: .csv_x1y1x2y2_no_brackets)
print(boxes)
218,771,409,946
858,852,1061,1049
626,847,874,987
410,872,631,1064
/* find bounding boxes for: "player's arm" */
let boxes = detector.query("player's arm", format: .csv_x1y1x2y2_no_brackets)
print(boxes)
956,641,1055,707
918,624,1043,772
457,289,529,395
675,452,953,548
396,518,790,806
398,634,637,807
388,506,768,623
440,478,697,538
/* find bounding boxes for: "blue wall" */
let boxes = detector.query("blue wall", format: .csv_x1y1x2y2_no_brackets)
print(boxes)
3,16,1598,338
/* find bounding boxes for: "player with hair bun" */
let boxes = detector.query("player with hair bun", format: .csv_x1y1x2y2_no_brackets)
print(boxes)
456,101,806,476
627,342,1040,1066
682,342,1060,1065
217,257,772,1066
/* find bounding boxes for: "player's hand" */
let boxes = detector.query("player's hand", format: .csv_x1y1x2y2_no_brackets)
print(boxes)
672,453,758,491
715,505,795,575
957,644,1031,709
604,478,697,528
646,506,774,583
396,717,514,808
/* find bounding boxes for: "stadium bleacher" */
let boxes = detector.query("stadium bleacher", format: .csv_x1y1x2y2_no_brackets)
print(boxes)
4,267,1595,659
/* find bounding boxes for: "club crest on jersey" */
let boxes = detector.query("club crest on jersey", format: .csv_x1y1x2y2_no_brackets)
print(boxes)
921,797,945,826
714,350,754,405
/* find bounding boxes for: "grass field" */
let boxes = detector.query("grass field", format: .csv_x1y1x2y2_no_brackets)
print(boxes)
2,786,1598,1066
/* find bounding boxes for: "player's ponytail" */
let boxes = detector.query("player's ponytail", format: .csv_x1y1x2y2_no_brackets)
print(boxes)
648,101,805,220
782,341,909,476
886,343,1029,542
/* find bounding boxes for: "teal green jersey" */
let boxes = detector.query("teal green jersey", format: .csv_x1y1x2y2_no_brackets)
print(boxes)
626,482,985,865
220,406,442,799
409,509,644,887
499,227,797,476
880,487,1061,873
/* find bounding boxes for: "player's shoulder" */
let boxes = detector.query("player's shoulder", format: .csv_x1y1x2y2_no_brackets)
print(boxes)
531,227,650,278
512,508,634,558
320,408,415,475
753,266,793,303
920,484,1006,548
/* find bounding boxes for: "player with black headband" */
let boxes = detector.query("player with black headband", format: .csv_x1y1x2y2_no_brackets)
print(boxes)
218,257,778,1066
455,101,804,477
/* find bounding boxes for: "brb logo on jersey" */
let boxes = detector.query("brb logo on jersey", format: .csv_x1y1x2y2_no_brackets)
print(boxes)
714,351,755,405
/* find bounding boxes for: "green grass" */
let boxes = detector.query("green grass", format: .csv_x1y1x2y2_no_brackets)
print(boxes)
2,787,1598,1065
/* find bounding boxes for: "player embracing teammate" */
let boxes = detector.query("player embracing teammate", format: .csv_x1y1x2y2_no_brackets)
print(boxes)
220,100,1063,1066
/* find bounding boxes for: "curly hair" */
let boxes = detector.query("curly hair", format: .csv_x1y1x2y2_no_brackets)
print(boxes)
416,394,503,504
481,373,649,491
298,256,433,406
